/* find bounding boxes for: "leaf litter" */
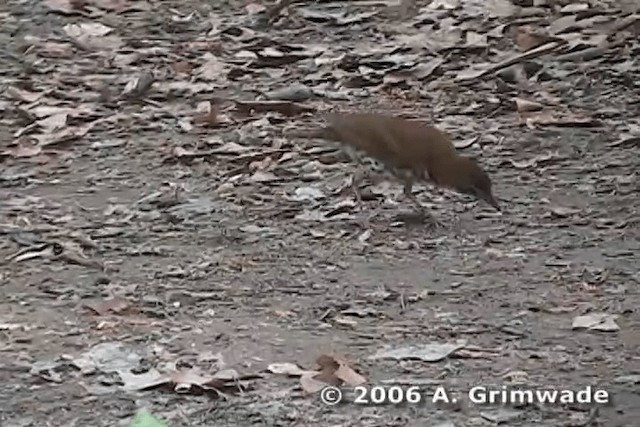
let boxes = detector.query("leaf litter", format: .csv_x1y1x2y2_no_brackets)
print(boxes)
1,0,639,426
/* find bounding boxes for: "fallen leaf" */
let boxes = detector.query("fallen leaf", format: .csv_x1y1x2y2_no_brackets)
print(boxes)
513,97,544,113
193,101,220,128
481,409,523,424
121,72,155,100
501,370,529,383
314,354,366,386
197,52,227,82
267,363,308,376
64,22,113,38
72,342,142,375
170,60,194,75
4,140,42,158
233,100,315,116
513,26,557,51
369,342,466,362
5,86,45,103
64,22,123,50
37,112,69,132
120,369,168,391
245,2,266,14
520,111,599,127
249,171,279,183
290,186,325,201
572,313,619,332
614,375,640,384
84,297,134,316
264,84,314,102
548,206,581,218
170,368,224,392
300,371,327,394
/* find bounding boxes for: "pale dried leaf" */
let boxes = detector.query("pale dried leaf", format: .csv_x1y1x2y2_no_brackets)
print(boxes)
369,342,466,362
300,371,326,394
572,313,619,332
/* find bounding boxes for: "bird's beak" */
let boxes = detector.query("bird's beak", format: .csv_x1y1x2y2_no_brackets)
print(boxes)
485,194,500,211
475,188,500,211
488,196,501,211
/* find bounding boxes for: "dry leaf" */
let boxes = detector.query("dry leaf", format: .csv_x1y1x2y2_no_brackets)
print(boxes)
521,111,599,127
369,342,466,362
5,86,45,103
300,372,327,394
37,113,69,132
64,22,113,38
245,3,266,14
572,313,620,332
233,100,315,116
313,354,366,386
197,52,227,82
121,72,155,100
170,61,194,75
5,141,42,158
513,26,556,51
84,297,134,316
513,97,544,112
267,363,309,376
193,101,219,128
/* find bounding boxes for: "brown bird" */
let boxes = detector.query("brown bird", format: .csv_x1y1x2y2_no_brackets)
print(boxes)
294,112,500,223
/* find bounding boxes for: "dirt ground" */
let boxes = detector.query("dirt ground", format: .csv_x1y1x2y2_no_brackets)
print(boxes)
1,0,639,426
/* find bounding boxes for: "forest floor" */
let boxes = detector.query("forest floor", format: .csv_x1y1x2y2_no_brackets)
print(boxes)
1,0,639,426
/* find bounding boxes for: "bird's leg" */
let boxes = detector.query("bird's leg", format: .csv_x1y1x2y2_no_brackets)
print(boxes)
342,146,367,206
342,146,378,229
349,165,378,229
400,176,443,228
402,178,424,213
399,172,427,214
350,165,366,206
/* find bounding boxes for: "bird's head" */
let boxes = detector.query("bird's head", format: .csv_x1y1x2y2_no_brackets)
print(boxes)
451,156,500,211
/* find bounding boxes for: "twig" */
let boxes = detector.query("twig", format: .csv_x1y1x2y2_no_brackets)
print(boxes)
457,40,568,82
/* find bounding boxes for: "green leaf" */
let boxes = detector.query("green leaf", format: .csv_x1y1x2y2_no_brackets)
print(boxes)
130,409,168,427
